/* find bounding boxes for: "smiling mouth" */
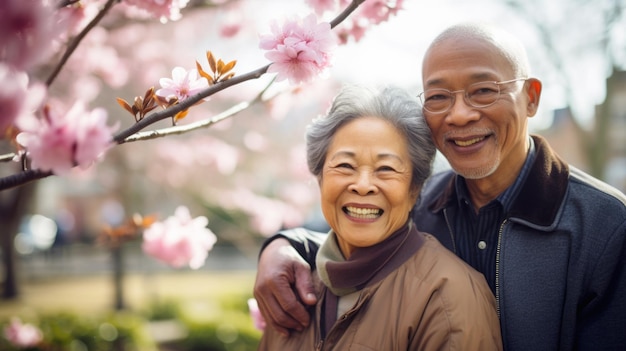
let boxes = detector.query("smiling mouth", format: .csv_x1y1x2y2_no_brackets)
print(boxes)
453,136,486,147
343,206,383,219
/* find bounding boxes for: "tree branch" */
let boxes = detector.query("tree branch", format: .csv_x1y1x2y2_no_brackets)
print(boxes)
1,0,367,191
121,76,277,143
0,169,53,191
113,64,271,142
46,0,119,86
331,0,365,28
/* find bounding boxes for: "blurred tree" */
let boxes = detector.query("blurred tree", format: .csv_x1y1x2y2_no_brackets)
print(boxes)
504,0,626,180
0,0,393,300
0,183,36,298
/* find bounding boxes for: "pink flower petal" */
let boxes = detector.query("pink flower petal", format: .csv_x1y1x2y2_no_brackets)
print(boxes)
142,206,217,269
259,14,336,85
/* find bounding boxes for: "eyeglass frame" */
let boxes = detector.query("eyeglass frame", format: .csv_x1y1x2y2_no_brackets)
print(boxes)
418,78,528,114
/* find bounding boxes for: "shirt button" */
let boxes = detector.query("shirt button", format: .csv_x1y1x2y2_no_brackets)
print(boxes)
477,241,487,250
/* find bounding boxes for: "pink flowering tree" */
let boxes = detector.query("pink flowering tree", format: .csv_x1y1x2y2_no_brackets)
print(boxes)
0,0,404,308
3,318,43,349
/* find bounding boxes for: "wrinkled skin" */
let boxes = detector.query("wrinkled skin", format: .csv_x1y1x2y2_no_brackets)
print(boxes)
253,238,317,336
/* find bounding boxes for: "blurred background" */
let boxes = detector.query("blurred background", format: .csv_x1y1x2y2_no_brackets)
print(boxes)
1,0,625,350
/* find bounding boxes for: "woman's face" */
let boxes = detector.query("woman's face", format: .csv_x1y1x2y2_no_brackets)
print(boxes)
319,116,417,258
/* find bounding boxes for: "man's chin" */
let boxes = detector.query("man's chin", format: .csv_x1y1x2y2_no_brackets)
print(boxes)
451,162,498,180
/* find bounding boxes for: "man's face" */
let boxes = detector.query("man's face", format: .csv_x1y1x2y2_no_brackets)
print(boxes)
421,37,534,181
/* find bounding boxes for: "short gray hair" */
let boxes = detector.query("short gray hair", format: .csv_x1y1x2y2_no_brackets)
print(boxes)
306,85,436,191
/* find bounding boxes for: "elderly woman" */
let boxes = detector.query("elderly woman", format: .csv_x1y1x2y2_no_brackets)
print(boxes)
257,85,502,350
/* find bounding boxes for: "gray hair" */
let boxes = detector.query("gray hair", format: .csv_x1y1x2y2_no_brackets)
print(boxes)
306,85,436,191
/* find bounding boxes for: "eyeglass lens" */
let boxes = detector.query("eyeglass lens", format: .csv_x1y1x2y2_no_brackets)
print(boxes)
420,81,501,113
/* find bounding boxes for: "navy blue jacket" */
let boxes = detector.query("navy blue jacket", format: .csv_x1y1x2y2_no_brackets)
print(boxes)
413,135,626,350
274,135,626,350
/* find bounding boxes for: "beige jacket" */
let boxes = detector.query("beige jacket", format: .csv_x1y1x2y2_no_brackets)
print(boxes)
258,232,502,351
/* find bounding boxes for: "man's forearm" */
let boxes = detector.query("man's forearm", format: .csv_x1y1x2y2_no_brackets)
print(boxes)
259,228,327,269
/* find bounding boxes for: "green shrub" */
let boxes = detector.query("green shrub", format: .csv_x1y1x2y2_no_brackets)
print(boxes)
142,298,183,321
175,310,262,351
1,293,262,351
0,312,154,351
148,293,262,351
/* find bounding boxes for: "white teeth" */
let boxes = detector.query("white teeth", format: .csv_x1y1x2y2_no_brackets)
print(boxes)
454,137,484,147
345,206,381,219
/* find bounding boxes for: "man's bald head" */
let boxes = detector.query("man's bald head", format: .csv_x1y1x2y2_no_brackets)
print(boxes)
424,23,531,79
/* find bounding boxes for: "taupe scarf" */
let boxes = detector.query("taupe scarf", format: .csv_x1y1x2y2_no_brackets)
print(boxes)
315,220,425,336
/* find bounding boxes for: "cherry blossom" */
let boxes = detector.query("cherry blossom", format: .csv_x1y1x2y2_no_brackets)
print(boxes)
15,102,118,175
0,0,70,70
219,22,243,38
358,0,404,25
124,0,191,23
155,67,210,102
305,0,338,15
3,317,43,348
247,298,267,331
259,13,336,84
0,64,46,138
310,0,405,44
142,206,217,269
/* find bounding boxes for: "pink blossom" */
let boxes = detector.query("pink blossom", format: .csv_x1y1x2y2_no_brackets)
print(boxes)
0,0,70,70
336,19,369,44
155,67,209,102
124,0,190,23
142,206,217,269
247,298,266,331
259,14,336,84
334,0,405,44
305,0,337,15
15,102,118,175
357,0,404,25
3,317,43,348
219,22,242,38
0,64,46,138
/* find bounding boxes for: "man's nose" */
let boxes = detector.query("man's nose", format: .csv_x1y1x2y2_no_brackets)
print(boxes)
445,92,481,125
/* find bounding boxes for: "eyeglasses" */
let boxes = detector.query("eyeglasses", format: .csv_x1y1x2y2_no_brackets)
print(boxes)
418,78,527,114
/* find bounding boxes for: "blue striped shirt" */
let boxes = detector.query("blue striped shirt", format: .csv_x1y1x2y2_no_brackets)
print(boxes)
454,137,536,294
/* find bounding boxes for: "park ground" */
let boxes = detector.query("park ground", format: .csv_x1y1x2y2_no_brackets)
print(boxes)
0,270,257,320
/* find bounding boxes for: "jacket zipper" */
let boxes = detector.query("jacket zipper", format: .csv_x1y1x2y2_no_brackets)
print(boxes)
495,219,506,318
442,208,457,254
315,292,368,350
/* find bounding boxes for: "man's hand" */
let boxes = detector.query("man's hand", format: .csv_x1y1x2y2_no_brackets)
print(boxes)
253,238,317,336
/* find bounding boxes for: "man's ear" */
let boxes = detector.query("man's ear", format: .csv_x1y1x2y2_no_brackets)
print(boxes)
526,78,542,117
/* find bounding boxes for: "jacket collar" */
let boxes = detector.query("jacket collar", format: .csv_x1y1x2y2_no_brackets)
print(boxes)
429,135,569,227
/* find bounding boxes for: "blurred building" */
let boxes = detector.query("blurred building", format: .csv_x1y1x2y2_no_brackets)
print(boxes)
538,70,626,192
604,70,626,192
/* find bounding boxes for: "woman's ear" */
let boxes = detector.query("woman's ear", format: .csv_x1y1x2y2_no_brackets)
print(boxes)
525,78,542,117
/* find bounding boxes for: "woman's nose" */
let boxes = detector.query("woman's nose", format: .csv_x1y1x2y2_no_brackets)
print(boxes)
348,172,377,195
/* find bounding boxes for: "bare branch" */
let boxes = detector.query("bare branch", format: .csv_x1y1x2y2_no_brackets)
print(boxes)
331,0,366,28
0,169,53,191
46,0,118,86
0,154,16,163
